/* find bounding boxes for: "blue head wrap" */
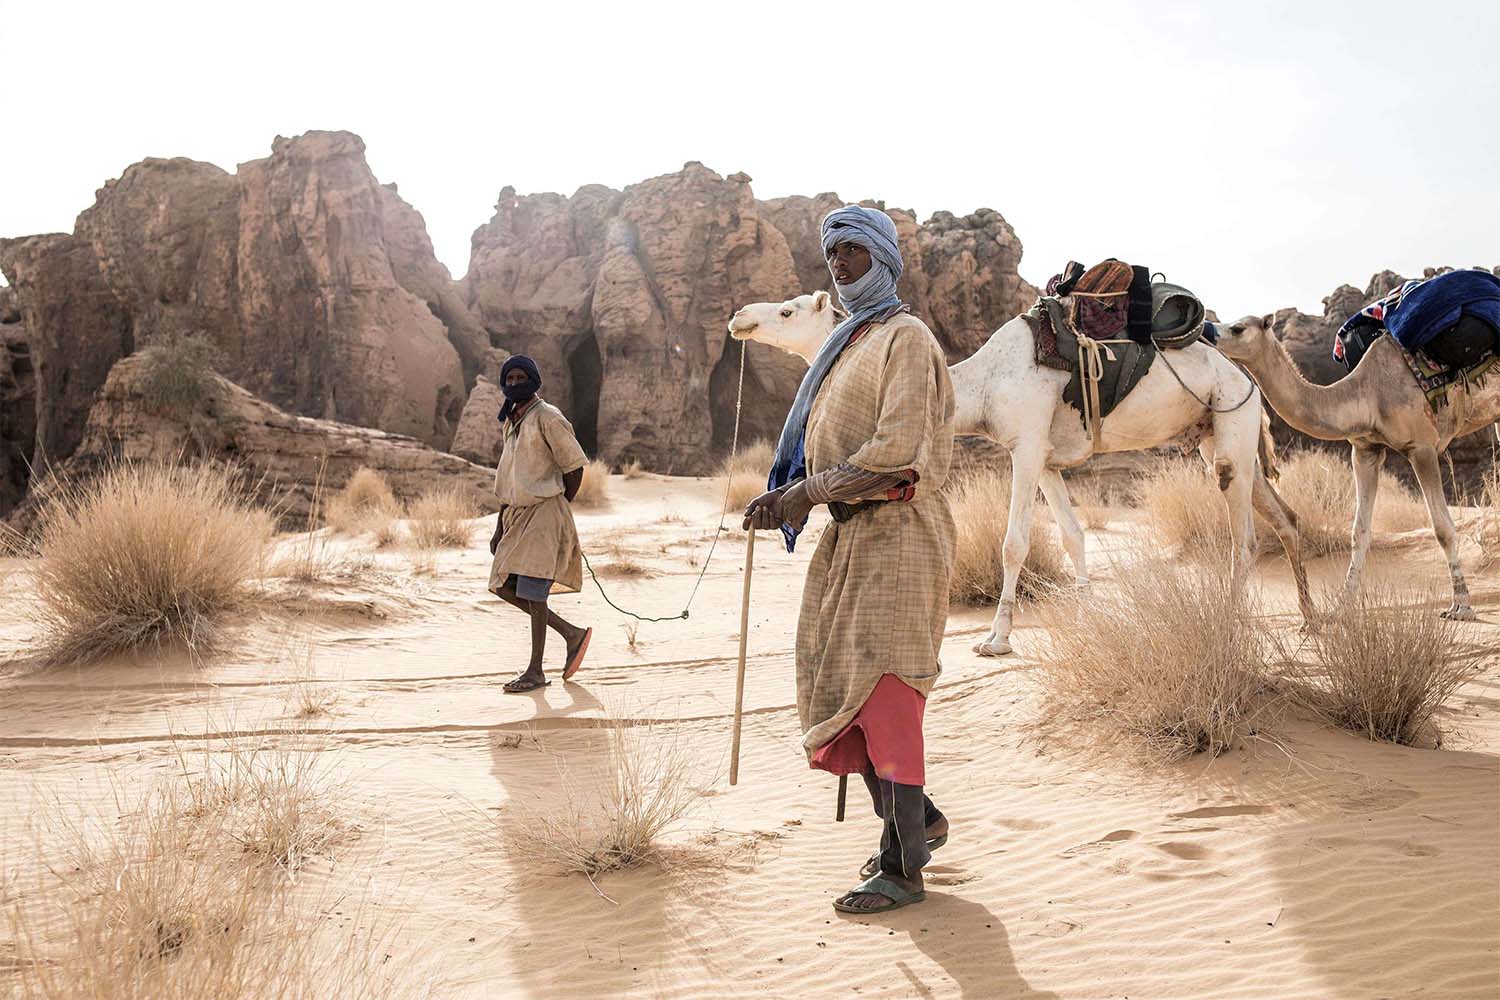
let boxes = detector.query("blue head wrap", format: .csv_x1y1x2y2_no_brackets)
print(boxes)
497,355,542,422
765,205,907,551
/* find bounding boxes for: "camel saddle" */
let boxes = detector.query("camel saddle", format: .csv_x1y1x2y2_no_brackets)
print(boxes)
1046,258,1207,349
1026,297,1155,436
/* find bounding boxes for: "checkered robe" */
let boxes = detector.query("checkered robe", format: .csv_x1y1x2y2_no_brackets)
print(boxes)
795,314,957,757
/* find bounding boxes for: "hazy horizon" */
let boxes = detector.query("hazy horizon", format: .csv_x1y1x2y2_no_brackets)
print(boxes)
3,0,1495,320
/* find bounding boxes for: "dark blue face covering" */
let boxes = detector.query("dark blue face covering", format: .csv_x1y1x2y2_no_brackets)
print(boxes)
498,355,544,422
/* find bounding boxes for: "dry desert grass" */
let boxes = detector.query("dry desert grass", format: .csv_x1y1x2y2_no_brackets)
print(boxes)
1034,556,1270,759
947,465,1071,605
496,715,707,880
1278,588,1483,747
570,458,614,509
33,463,274,663
1476,464,1498,567
1138,452,1429,558
717,439,774,513
409,486,478,548
325,467,402,541
3,736,403,999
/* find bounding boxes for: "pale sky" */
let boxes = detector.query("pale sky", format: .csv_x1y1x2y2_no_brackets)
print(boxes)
2,0,1495,319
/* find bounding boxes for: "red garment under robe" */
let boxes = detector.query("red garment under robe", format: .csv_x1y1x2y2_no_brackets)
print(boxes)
810,673,926,785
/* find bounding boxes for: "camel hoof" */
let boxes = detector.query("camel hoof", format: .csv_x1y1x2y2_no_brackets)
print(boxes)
974,640,1013,657
1441,606,1476,622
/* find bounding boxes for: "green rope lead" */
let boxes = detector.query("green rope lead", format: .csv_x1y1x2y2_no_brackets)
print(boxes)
579,340,749,624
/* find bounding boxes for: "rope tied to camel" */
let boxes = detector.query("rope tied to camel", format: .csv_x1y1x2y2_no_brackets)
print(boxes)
1075,331,1116,453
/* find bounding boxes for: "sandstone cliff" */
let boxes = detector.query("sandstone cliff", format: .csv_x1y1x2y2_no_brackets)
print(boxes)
5,354,499,534
0,285,34,513
0,131,477,498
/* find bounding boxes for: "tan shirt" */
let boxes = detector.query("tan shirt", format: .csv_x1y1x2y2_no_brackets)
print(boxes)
493,398,588,508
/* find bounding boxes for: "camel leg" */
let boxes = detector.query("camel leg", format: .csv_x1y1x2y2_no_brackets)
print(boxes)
1407,446,1474,620
1251,469,1315,622
1340,444,1383,607
975,446,1047,657
1204,424,1257,603
1038,468,1087,588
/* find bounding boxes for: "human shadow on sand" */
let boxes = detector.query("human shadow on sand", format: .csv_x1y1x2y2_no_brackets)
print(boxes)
837,891,1061,999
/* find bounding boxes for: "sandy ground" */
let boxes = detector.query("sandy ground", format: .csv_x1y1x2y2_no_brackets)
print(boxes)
1,474,1497,999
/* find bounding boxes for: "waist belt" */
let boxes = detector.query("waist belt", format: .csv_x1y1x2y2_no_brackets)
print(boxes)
828,499,885,523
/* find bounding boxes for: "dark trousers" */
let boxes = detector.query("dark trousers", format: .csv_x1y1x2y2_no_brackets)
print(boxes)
862,769,944,878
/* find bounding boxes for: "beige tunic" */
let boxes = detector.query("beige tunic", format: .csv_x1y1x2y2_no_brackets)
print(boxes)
487,398,588,595
795,314,957,756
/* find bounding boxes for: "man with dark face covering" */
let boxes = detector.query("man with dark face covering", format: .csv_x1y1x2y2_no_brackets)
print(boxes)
488,356,594,692
744,205,957,913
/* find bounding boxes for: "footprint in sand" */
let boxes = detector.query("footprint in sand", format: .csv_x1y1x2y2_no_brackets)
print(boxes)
1153,841,1212,861
924,866,982,887
998,817,1050,832
1168,804,1275,819
1061,829,1137,857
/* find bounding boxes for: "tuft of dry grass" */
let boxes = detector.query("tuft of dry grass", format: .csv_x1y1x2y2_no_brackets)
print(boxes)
1138,453,1432,559
325,467,402,538
1034,556,1270,759
570,459,613,509
946,465,1071,606
717,439,774,513
1475,464,1498,567
1278,587,1483,747
4,735,403,1000
409,486,478,548
33,463,274,663
1069,481,1112,530
496,716,707,879
621,459,647,480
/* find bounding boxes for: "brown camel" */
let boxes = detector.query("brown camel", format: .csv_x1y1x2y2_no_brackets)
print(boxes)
1216,317,1500,619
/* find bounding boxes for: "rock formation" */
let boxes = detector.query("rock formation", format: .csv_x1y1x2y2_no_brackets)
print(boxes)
0,131,477,493
0,285,34,514
451,376,506,465
5,353,499,534
461,164,810,472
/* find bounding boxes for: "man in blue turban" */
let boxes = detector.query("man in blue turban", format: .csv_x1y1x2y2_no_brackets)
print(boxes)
744,205,959,914
487,356,594,692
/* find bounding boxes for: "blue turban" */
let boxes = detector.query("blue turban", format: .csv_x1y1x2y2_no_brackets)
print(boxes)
765,205,907,551
497,355,542,422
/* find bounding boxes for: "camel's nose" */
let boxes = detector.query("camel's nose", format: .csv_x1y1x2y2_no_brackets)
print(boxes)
727,310,756,336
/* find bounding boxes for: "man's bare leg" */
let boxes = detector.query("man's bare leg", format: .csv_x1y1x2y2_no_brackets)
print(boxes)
496,582,588,689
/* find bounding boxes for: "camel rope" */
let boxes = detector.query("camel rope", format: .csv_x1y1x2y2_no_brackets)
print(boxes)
579,338,749,622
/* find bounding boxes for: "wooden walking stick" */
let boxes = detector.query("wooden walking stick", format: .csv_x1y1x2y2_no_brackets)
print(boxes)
729,528,756,785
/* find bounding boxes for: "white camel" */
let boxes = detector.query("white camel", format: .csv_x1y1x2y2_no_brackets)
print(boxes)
729,291,1313,655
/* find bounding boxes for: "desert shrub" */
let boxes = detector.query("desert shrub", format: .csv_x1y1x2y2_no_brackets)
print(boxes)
1139,454,1431,559
325,467,401,536
5,754,404,999
408,486,478,548
569,458,613,509
1034,556,1270,759
1280,587,1482,746
621,459,647,480
946,465,1070,606
1069,480,1112,530
497,717,704,877
33,463,273,662
137,331,224,417
717,439,774,513
1474,465,1498,567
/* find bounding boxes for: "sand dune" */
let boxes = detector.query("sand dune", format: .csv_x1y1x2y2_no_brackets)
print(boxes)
2,474,1497,998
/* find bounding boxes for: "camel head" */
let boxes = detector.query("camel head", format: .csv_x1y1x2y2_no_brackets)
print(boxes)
727,290,843,366
1214,314,1279,364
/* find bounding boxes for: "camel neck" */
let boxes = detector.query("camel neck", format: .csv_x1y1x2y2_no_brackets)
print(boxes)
1244,337,1364,441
